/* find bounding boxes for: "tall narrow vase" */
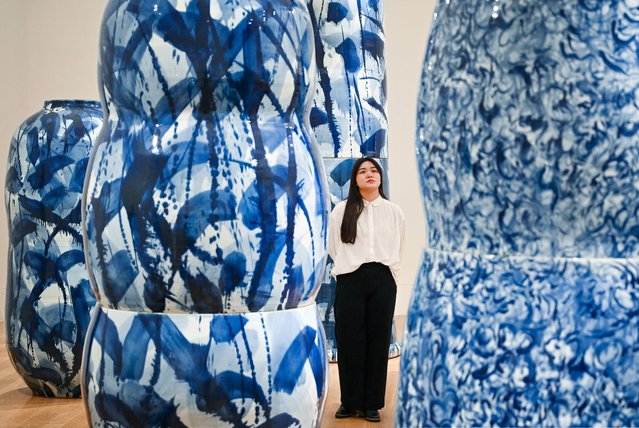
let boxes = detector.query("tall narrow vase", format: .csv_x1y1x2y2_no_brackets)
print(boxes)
5,100,102,397
398,1,639,426
82,1,329,425
308,0,401,362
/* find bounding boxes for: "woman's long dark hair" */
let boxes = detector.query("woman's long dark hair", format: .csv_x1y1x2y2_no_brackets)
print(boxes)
340,157,387,244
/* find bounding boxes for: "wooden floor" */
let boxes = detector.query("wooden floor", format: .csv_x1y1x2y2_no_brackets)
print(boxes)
0,317,405,428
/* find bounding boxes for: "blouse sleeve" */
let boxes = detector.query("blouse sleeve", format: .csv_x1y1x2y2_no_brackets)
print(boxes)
328,209,339,260
399,209,407,263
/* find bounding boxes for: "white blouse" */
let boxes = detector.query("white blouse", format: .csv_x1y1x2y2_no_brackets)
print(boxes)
328,196,406,282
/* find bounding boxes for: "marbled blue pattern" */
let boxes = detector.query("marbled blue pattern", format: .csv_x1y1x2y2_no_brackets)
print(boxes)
399,0,639,425
5,100,101,397
84,0,329,314
417,0,639,258
308,0,387,158
82,304,328,427
398,249,639,427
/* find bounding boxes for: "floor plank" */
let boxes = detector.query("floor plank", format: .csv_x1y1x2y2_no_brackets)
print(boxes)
0,316,405,427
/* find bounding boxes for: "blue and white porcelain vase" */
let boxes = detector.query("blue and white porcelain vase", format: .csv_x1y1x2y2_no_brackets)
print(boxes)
85,0,328,315
308,0,401,362
398,1,639,426
83,305,328,427
5,100,101,397
308,0,387,158
82,0,329,425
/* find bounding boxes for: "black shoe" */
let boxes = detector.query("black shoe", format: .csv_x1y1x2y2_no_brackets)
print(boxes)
364,409,381,422
335,405,358,418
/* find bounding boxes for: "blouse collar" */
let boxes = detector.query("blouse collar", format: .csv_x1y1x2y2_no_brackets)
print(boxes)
363,195,383,207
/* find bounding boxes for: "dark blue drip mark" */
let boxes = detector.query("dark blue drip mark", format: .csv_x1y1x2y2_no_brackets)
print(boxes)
259,314,274,406
280,125,298,310
347,72,367,154
238,313,266,423
225,315,248,416
308,4,343,156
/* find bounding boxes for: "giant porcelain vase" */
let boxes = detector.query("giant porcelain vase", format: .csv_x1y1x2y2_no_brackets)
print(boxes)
398,1,639,426
5,100,101,397
81,1,329,426
308,0,401,361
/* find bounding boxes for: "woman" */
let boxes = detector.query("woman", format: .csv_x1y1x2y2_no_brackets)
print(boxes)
328,157,406,423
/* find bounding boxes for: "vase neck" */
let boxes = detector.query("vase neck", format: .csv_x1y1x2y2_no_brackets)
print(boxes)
44,99,101,110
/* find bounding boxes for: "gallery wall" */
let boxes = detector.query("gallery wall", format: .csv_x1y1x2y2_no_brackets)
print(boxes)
0,0,436,320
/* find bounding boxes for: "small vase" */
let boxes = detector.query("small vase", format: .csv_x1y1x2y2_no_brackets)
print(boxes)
4,99,102,397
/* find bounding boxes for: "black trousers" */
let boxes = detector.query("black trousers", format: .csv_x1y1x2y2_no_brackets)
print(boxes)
334,262,397,410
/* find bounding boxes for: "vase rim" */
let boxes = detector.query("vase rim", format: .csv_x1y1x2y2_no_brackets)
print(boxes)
44,99,101,109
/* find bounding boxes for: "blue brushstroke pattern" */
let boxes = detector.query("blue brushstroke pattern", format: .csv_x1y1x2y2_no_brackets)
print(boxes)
82,305,328,427
308,0,387,157
5,100,101,397
84,0,329,314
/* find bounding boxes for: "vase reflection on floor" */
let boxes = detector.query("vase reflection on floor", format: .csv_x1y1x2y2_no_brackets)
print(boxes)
398,1,639,426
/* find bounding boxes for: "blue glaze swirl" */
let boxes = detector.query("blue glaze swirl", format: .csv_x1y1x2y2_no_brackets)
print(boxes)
418,0,639,258
397,248,639,427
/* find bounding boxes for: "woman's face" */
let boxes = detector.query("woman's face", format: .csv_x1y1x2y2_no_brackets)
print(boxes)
355,161,381,192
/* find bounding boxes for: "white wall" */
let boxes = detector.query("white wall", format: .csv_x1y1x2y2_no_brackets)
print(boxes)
0,0,27,324
0,1,437,319
387,2,436,314
0,1,103,323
